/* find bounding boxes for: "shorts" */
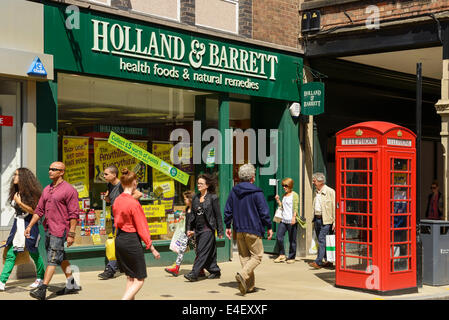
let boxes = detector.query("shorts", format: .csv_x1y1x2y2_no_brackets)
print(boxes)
45,231,67,266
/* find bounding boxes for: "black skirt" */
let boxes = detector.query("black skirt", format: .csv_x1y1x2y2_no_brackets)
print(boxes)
115,229,147,279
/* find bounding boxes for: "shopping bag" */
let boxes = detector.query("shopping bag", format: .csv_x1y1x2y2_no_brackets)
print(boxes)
308,229,318,255
326,234,336,263
105,229,117,261
169,222,187,253
273,207,283,223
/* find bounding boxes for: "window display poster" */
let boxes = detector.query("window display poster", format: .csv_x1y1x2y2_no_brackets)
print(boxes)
148,222,168,235
62,136,89,198
152,143,175,200
94,138,148,183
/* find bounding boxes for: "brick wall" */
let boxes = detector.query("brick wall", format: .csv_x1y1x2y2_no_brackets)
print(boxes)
253,0,300,48
180,0,195,26
239,0,252,38
312,0,449,30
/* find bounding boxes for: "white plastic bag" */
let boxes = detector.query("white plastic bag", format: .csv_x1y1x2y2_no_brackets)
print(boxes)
326,234,335,263
169,222,187,253
309,229,318,255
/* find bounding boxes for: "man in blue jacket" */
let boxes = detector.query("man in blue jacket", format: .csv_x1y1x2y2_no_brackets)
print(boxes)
224,164,273,295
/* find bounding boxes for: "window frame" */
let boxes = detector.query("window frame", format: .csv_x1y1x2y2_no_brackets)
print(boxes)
195,0,239,35
129,0,181,23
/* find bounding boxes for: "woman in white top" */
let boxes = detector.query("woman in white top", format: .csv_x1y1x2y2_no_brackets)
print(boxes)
274,178,300,264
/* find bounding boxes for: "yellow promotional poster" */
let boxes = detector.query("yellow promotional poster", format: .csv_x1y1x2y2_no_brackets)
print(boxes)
152,143,175,199
62,136,89,198
94,138,148,183
142,204,165,218
148,222,168,235
107,132,190,185
161,199,174,211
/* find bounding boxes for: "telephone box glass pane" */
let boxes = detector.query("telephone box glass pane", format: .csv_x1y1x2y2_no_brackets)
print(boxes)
345,257,370,271
346,172,367,185
345,229,367,242
345,214,368,228
346,201,367,213
346,158,368,170
393,159,408,171
391,244,408,258
394,230,408,243
346,186,367,199
393,258,408,272
345,242,368,257
394,173,408,186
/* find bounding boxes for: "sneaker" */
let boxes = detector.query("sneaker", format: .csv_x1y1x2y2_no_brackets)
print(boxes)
30,285,47,300
0,281,5,291
164,265,180,277
322,261,334,268
274,255,287,263
198,269,206,277
98,268,115,280
235,272,247,295
55,286,81,296
29,279,43,289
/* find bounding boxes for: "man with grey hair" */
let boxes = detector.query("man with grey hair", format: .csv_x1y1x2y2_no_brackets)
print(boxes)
309,172,335,269
224,164,273,295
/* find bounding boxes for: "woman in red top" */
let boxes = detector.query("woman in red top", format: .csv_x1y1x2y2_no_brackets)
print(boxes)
112,168,160,300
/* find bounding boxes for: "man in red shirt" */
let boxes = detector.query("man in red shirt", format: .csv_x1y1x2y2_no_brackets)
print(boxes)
25,161,81,300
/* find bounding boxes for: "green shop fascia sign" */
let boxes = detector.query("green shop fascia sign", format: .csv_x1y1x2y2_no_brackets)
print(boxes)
44,4,302,101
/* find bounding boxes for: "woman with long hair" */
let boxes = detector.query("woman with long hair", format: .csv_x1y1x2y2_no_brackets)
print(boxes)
274,178,300,264
112,168,160,300
0,168,45,291
184,173,224,282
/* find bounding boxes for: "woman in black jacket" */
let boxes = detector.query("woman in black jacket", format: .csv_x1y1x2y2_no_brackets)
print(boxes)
184,173,224,281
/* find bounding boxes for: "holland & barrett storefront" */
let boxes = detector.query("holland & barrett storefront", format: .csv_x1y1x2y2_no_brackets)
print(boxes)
38,2,303,269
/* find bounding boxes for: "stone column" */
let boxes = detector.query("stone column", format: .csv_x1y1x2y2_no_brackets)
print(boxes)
435,59,449,221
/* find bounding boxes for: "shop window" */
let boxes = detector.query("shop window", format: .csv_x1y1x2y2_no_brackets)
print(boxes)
130,0,180,22
57,73,219,247
196,0,238,34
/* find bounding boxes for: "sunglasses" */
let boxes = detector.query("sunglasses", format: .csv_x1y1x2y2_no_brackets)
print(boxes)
282,185,289,188
431,186,437,189
49,167,64,172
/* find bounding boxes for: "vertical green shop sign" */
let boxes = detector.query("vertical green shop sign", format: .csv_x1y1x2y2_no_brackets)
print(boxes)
44,3,302,101
301,82,325,116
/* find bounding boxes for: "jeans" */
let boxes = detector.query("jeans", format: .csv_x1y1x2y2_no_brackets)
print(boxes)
314,217,331,266
276,222,298,260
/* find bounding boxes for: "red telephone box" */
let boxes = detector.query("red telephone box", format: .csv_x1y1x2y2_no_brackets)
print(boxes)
335,121,417,294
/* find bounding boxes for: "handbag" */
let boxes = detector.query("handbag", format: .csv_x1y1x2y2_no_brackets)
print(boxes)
105,228,117,261
325,234,336,263
273,207,283,223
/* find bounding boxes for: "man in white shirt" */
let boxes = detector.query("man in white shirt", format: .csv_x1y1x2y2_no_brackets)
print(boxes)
309,172,335,269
